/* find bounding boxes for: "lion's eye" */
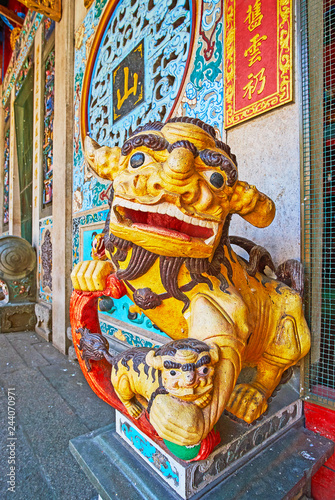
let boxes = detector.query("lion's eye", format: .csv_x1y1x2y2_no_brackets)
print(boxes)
130,152,145,168
209,172,224,189
198,366,209,375
170,370,176,376
203,170,225,189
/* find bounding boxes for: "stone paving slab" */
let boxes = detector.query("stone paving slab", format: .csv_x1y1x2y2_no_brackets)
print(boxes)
0,336,27,374
39,362,114,431
5,332,43,344
0,386,54,500
6,337,51,368
0,331,115,500
34,342,70,364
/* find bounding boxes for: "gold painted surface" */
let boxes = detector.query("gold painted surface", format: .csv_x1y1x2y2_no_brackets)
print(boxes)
10,27,21,50
17,0,62,22
71,121,310,445
84,0,94,8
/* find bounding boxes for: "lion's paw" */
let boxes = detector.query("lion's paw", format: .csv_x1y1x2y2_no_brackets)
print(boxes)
71,260,114,291
194,392,212,408
124,401,143,419
225,384,268,423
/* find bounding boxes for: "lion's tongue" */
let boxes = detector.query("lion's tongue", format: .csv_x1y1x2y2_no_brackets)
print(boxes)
133,223,191,240
125,209,213,240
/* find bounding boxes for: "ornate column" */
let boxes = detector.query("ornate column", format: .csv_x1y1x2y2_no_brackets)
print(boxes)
52,0,74,353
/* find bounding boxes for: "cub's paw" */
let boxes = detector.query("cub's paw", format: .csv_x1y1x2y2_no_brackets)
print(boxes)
124,401,143,419
71,260,114,291
194,392,212,408
225,384,268,423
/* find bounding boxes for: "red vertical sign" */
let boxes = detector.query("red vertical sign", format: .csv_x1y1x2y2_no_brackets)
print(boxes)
224,0,292,128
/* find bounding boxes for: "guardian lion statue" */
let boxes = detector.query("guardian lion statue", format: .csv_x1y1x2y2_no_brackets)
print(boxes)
70,117,310,455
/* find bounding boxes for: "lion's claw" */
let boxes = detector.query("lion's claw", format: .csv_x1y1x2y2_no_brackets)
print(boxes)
226,383,268,423
194,392,212,408
124,401,143,419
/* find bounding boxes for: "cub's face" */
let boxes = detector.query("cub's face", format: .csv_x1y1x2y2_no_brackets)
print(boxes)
160,350,215,401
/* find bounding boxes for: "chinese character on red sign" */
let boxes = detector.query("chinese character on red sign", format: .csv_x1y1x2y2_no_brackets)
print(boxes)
224,0,292,129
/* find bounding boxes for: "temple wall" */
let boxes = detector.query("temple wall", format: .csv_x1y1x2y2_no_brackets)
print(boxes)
0,1,303,351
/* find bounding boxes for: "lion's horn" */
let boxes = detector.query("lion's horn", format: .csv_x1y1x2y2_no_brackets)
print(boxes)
209,343,220,364
85,135,101,155
146,350,163,370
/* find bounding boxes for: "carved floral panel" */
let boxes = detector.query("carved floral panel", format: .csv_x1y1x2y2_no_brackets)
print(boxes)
43,48,55,206
39,217,53,302
3,129,10,227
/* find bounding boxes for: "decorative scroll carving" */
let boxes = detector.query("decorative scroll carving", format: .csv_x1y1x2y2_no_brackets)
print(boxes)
10,27,21,51
41,229,52,291
3,129,10,226
0,236,35,280
43,49,55,205
17,0,62,22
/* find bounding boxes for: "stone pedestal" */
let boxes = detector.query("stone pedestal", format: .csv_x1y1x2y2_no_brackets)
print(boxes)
70,372,334,500
35,302,52,341
0,302,36,333
0,236,37,333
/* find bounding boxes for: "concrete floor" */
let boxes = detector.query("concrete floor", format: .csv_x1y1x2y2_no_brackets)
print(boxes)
0,331,115,500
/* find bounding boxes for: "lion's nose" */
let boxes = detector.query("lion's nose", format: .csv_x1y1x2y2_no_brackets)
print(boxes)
185,371,196,385
164,148,195,181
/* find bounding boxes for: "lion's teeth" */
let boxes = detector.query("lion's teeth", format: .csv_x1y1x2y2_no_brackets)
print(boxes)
212,222,218,233
113,197,219,238
166,205,175,217
157,203,167,214
205,234,216,246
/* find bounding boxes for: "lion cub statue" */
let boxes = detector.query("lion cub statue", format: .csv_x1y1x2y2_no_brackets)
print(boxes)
71,117,310,449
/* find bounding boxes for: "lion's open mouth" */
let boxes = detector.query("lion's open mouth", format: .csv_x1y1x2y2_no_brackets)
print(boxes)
113,197,218,245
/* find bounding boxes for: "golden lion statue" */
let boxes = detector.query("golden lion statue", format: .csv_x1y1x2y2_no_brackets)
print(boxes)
71,117,310,448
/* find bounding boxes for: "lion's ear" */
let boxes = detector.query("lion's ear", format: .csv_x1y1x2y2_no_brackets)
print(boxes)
229,180,275,228
145,350,163,370
84,136,121,181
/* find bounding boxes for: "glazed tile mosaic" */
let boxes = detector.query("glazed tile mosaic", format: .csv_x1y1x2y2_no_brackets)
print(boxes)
116,411,185,497
99,318,162,349
72,209,109,265
15,53,33,97
43,17,55,42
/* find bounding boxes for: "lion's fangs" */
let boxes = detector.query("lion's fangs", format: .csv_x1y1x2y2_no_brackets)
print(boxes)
112,196,218,246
